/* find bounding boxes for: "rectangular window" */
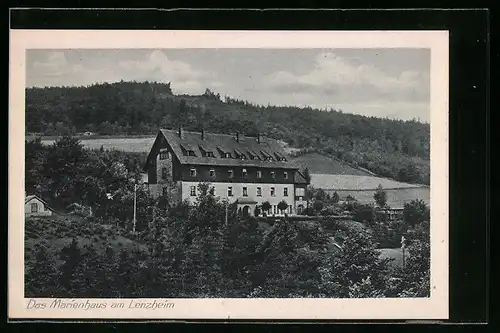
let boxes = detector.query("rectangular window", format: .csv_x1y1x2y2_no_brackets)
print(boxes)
257,170,262,178
284,187,288,196
296,187,305,196
188,150,196,156
298,196,303,201
209,169,215,177
243,187,248,197
228,186,233,197
271,187,275,196
190,186,196,196
228,169,234,178
190,168,197,177
257,187,262,197
225,152,232,158
242,168,248,178
270,171,276,179
273,205,277,214
210,186,216,196
159,151,170,160
31,203,38,213
207,152,215,157
162,167,169,180
284,171,288,180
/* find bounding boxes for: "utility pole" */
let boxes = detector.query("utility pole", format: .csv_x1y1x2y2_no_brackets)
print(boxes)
401,235,406,269
133,183,137,234
225,201,228,227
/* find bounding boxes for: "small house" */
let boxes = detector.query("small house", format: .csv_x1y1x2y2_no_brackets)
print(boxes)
25,195,55,217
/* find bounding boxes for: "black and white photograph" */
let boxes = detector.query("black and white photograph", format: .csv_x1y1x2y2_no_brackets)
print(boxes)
9,30,449,320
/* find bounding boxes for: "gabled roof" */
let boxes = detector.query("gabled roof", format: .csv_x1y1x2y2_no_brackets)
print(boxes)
294,171,309,185
25,194,56,212
157,129,299,170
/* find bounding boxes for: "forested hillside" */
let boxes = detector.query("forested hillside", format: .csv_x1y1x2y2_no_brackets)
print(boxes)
26,81,430,184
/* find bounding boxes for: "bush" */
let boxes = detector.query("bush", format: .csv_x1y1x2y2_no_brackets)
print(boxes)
319,206,343,216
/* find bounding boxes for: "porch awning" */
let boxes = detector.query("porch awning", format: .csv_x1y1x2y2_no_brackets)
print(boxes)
236,198,258,204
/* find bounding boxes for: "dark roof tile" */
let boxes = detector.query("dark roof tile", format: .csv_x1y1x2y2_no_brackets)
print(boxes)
159,129,298,170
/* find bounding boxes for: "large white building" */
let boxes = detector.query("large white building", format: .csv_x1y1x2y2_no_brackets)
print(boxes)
144,127,309,216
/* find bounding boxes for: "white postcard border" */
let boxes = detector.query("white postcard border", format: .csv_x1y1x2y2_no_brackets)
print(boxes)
9,29,449,320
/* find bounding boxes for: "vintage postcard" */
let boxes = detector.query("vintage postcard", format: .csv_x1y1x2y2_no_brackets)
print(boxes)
9,30,449,320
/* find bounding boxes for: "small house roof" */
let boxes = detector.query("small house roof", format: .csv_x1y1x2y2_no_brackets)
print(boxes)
25,194,56,212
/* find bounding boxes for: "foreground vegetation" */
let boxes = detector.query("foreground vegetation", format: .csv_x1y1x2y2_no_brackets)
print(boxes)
25,191,430,299
26,81,430,184
25,136,430,298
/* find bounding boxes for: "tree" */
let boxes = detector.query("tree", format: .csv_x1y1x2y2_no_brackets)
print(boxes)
331,191,340,204
313,200,324,212
314,188,327,201
303,168,311,184
277,200,289,215
58,238,82,293
261,201,271,215
44,136,87,206
25,138,47,195
374,184,387,208
352,203,375,224
403,199,430,227
25,242,60,297
305,186,315,209
319,222,390,298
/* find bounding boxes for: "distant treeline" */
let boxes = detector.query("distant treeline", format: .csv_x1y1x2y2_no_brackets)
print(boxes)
26,81,430,184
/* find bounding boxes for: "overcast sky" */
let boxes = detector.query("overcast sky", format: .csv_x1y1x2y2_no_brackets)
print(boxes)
26,48,430,122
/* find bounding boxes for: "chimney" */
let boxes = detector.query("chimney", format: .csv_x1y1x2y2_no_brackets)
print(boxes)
236,132,244,143
178,125,184,139
201,128,205,140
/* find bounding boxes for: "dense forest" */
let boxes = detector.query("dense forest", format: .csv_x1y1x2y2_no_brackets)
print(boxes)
26,81,430,184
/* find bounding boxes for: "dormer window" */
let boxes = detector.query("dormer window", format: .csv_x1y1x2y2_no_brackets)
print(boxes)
226,153,231,158
199,145,214,158
235,148,246,160
274,152,286,161
248,150,261,160
181,144,196,157
261,150,274,161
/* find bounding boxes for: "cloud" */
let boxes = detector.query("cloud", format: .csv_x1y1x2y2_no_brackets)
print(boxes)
32,52,69,77
119,50,204,85
264,52,429,104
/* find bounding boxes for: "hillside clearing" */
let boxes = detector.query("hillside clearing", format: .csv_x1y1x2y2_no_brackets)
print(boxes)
290,152,372,176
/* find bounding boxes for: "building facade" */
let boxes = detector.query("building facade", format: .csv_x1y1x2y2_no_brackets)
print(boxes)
144,127,308,216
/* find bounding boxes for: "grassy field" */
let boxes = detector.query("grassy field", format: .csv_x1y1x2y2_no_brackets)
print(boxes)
35,136,156,153
310,173,426,191
334,187,430,208
290,152,372,176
